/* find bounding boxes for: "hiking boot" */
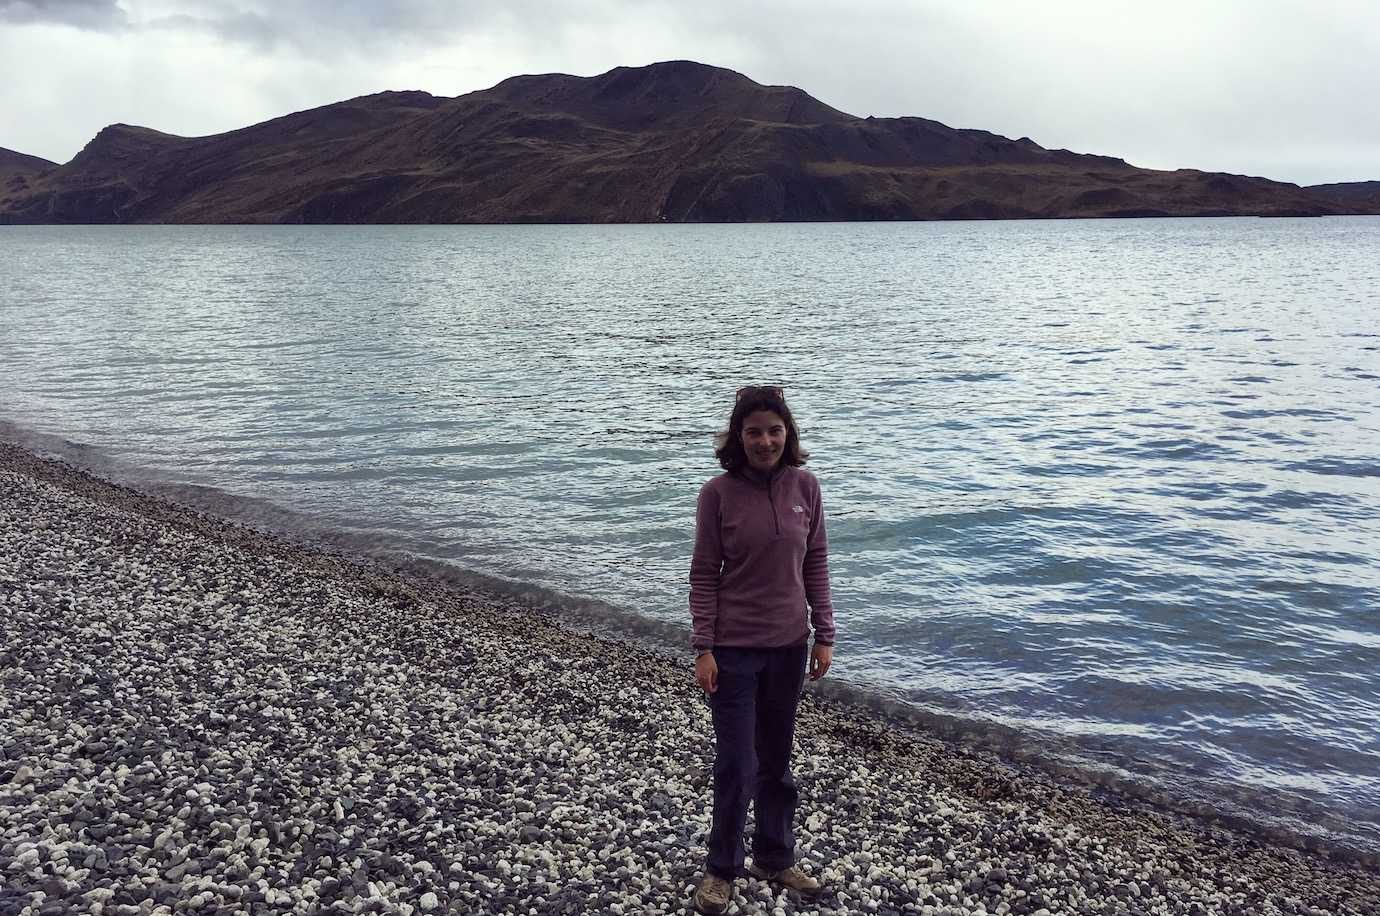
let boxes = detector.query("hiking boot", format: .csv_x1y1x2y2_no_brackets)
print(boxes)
748,862,823,896
692,873,733,914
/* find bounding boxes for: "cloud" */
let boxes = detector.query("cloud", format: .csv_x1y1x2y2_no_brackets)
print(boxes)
126,1,603,54
0,0,126,29
723,0,1380,182
139,1,456,52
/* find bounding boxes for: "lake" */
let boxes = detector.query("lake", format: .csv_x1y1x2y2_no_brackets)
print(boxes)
3,218,1378,857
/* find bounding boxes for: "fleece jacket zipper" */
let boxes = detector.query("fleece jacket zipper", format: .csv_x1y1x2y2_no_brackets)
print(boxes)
766,472,781,535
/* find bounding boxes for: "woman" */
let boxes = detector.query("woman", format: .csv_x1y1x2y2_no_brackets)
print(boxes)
689,385,836,915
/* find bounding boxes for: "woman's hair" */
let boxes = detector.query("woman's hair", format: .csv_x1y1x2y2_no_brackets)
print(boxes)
714,385,810,472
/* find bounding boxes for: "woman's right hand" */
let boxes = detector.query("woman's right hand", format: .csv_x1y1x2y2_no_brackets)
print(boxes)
695,651,718,693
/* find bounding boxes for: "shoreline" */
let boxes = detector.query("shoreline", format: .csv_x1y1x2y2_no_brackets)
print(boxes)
2,441,1377,915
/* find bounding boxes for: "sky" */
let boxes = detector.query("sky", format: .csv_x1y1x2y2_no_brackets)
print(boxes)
2,0,1377,186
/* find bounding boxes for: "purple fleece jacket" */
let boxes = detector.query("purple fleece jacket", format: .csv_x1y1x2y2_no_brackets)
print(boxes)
689,464,837,653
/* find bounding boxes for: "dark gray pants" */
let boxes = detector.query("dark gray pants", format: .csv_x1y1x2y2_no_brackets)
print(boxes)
705,643,809,879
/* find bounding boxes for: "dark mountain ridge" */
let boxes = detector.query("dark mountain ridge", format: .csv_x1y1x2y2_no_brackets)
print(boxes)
485,61,851,130
1306,180,1380,210
2,60,1374,223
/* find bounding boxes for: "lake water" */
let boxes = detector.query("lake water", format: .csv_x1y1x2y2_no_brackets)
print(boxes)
2,220,1378,858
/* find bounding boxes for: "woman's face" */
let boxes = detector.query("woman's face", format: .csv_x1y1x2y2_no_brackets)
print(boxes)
740,409,788,472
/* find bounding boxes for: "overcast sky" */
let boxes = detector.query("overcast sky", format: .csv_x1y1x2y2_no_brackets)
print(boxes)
2,0,1377,185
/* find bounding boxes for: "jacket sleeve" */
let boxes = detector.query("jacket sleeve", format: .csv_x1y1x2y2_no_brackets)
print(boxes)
688,481,723,653
803,475,836,645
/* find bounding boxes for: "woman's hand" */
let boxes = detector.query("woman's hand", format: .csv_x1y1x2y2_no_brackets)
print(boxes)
695,652,719,693
809,644,833,681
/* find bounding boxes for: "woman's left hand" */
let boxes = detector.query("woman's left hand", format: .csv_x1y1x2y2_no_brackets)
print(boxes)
809,644,833,681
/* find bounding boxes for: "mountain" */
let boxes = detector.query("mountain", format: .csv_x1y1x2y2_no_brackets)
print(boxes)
1306,180,1380,210
0,147,58,195
1,61,1374,223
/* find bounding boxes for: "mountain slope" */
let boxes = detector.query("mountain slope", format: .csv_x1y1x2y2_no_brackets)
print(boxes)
0,147,58,196
1,61,1372,223
1307,180,1380,210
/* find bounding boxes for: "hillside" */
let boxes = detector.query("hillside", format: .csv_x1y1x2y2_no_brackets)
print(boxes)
1307,180,1380,210
0,147,58,195
1,61,1374,223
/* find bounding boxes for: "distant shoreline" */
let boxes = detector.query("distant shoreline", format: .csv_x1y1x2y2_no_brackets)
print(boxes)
3,213,1380,228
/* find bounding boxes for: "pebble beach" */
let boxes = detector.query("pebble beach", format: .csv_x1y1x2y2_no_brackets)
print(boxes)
2,441,1377,916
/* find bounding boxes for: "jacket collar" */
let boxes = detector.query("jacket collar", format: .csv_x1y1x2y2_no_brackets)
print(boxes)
738,463,786,488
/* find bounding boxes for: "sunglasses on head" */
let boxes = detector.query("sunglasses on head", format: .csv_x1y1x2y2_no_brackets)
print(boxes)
736,385,785,402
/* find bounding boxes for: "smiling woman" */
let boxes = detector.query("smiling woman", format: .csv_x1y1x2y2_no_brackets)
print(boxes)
688,384,836,914
721,385,809,472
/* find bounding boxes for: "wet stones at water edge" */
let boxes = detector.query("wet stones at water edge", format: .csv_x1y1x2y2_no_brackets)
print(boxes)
1,442,1378,915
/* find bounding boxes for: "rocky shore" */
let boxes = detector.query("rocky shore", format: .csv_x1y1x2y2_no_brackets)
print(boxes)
2,441,1377,916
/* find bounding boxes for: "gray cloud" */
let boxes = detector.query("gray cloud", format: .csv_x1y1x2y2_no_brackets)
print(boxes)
140,1,545,53
0,0,126,28
4,1,524,49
